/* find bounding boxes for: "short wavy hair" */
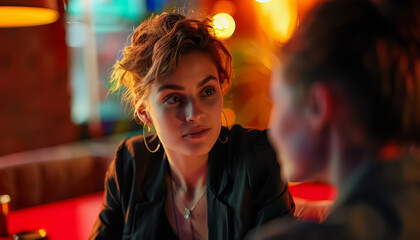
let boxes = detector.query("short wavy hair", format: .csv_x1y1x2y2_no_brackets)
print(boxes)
279,0,420,143
110,12,232,120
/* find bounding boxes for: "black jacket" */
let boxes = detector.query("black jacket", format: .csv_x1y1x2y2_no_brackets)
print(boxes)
247,156,420,240
90,125,295,240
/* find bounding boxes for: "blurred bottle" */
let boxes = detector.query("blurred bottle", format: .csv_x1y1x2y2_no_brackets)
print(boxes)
0,195,12,239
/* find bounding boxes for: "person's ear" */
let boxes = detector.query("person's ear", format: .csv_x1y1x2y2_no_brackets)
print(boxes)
137,103,153,125
219,76,230,96
304,83,333,132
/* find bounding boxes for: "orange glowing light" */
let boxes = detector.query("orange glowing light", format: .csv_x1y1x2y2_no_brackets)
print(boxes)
213,1,236,16
255,0,298,43
222,108,236,127
0,7,59,27
39,229,47,237
212,13,236,39
255,0,271,2
0,194,10,216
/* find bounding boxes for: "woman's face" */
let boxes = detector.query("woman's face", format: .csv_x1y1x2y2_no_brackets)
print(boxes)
144,51,223,157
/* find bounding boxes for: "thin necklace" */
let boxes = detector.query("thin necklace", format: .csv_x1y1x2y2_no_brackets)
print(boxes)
169,170,206,240
183,189,206,220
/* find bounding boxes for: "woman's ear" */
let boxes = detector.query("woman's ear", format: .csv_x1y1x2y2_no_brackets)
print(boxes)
137,104,152,125
220,78,231,96
305,83,333,132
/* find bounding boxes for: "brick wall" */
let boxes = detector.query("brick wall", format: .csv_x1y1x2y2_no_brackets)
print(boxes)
0,12,79,156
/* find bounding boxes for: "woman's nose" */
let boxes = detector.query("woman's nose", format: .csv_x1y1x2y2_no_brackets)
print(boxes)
185,99,205,122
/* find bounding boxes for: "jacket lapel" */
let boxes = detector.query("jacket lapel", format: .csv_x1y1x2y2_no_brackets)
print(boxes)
132,147,168,239
131,130,233,239
207,190,230,239
207,138,231,239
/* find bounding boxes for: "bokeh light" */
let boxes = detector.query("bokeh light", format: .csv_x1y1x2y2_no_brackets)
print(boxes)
0,7,59,27
39,229,47,238
255,0,298,43
212,13,236,39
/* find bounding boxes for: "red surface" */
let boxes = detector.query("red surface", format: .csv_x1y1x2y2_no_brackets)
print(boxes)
5,183,335,240
8,192,103,240
289,182,337,201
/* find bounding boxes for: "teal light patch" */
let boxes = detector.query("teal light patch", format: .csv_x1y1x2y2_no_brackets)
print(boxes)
67,0,146,22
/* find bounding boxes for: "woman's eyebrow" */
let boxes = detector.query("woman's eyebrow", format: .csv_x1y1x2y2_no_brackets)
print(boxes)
157,84,183,93
157,75,218,93
198,75,218,87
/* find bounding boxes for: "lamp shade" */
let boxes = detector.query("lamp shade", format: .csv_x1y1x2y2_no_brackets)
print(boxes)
0,0,59,27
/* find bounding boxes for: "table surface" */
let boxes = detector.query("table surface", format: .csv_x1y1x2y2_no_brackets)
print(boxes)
8,192,103,240
6,183,336,240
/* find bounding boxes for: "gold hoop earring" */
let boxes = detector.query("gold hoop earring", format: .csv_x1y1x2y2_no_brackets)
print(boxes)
219,111,229,144
143,123,161,153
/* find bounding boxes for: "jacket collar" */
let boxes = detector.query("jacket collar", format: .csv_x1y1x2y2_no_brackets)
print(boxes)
140,130,231,201
207,138,230,198
132,146,170,239
139,146,167,203
134,132,232,238
207,137,231,239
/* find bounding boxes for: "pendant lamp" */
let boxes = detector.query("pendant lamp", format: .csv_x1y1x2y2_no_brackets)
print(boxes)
0,0,60,27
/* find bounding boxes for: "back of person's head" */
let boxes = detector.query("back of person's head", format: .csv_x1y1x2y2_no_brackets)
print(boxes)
279,0,420,143
110,12,232,120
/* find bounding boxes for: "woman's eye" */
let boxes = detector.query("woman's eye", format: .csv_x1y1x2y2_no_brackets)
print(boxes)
164,95,182,104
201,87,215,97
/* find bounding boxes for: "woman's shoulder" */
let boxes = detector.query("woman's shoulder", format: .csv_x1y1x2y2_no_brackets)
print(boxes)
229,124,271,147
110,134,162,174
224,125,276,168
115,134,160,157
224,125,283,194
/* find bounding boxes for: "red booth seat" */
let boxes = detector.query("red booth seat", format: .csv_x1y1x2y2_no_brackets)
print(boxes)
289,182,337,222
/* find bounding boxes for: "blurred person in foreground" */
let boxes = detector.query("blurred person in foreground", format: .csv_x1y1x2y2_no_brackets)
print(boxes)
89,12,295,240
248,0,420,239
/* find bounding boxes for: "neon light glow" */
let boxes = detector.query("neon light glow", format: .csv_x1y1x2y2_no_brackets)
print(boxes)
0,7,59,27
255,0,298,43
212,13,236,39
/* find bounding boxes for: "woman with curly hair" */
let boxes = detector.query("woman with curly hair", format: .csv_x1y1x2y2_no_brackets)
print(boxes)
89,12,294,240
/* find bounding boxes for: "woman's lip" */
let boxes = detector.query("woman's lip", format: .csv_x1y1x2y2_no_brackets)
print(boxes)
183,128,210,139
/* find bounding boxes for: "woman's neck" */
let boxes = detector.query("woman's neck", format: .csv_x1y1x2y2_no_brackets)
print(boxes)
165,149,208,196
